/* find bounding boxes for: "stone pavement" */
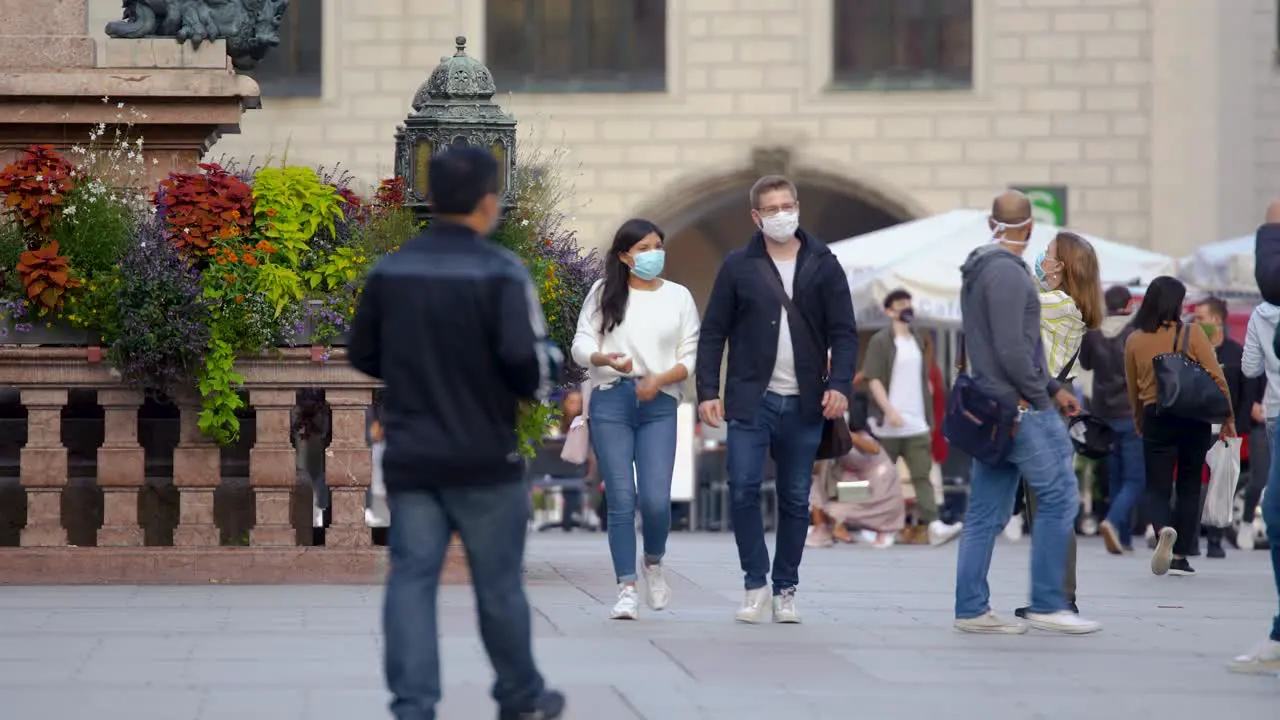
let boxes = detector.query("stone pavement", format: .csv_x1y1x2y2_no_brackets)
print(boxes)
1,533,1277,720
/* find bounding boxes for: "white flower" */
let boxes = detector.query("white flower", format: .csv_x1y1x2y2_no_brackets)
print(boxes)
116,102,124,109
101,96,109,104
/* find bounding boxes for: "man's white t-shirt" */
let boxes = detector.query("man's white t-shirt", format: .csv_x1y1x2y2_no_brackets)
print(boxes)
872,335,930,438
767,260,800,396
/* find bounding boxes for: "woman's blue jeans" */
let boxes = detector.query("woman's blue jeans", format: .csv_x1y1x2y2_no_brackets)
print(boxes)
589,380,679,583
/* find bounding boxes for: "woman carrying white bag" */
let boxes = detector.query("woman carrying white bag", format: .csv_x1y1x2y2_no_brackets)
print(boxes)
1203,430,1242,536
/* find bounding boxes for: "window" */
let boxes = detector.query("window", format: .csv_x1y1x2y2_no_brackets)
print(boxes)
832,0,972,91
485,0,667,93
248,0,322,97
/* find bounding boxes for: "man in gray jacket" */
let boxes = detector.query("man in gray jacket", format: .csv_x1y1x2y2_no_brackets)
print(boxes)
952,191,1101,636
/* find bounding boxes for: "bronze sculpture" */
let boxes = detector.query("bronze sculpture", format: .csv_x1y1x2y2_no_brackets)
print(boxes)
105,0,290,71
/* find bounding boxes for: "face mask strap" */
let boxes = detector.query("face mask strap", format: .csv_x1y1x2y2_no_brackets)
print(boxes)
990,216,1031,245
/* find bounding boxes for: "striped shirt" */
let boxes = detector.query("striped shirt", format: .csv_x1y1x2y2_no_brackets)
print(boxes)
1040,290,1086,379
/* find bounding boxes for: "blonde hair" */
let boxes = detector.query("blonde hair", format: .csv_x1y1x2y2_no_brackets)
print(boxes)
1054,231,1103,329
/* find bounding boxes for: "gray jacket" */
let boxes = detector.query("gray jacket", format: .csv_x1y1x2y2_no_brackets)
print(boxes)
959,244,1060,411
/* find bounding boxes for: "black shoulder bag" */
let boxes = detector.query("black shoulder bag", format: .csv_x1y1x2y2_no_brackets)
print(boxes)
755,259,853,460
1154,322,1231,423
1056,346,1116,459
942,334,1021,466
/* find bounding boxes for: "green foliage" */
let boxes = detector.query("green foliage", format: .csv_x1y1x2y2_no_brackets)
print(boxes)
251,263,305,317
0,220,27,294
516,401,559,459
351,206,419,256
50,183,133,277
303,246,369,292
196,330,246,445
251,166,345,266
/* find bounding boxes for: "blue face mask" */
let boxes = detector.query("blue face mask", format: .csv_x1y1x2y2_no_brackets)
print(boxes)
1033,251,1048,283
631,249,665,280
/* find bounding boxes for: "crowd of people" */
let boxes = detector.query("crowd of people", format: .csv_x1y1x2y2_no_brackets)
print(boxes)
345,146,1280,719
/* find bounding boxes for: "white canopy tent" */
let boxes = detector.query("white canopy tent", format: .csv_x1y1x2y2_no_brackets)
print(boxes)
1178,235,1257,296
829,209,1178,328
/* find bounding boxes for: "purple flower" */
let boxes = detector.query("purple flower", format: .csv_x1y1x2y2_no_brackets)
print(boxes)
14,323,32,333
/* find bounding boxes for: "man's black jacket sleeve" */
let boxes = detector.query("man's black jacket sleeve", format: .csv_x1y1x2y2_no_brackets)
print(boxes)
495,269,560,401
696,259,735,403
821,255,857,398
1257,223,1280,305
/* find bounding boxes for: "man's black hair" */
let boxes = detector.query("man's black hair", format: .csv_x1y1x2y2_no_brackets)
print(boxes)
1103,285,1131,314
883,288,912,309
428,147,500,216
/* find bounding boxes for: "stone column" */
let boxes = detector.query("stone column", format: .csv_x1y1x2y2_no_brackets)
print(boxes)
324,389,372,547
172,398,221,546
249,389,297,546
19,388,68,546
96,389,145,546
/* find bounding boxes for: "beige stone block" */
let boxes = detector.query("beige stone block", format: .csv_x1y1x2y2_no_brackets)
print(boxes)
1050,163,1111,186
1113,163,1149,185
705,118,759,141
1112,61,1151,85
1052,11,1113,32
1084,140,1141,161
0,36,94,69
1025,0,1085,7
687,93,736,114
653,119,708,140
684,67,710,91
990,38,1024,60
993,11,1052,33
326,123,379,143
854,142,910,163
1024,89,1083,112
1111,113,1149,137
354,0,407,18
624,144,680,164
601,119,653,142
1051,113,1111,137
687,0,736,12
877,165,934,188
881,117,934,139
990,62,1051,86
912,189,969,213
708,16,765,37
0,0,85,37
763,67,803,90
937,116,992,139
934,164,994,187
911,141,964,163
686,40,736,65
352,94,410,119
821,118,879,139
575,144,626,164
353,44,401,69
1051,61,1112,85
712,67,767,90
995,116,1053,137
735,92,796,114
679,142,740,165
998,164,1051,183
965,140,1023,162
343,20,381,43
1113,10,1150,31
1083,36,1143,60
1024,36,1082,60
747,40,798,63
103,38,227,69
1085,88,1141,112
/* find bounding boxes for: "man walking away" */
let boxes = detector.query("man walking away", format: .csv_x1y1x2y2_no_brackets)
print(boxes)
1194,296,1251,559
1083,286,1142,555
952,191,1102,636
862,288,961,545
1228,202,1280,674
696,174,858,625
348,147,567,719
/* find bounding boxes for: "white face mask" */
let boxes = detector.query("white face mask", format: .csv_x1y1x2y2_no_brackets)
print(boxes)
761,211,799,242
989,216,1031,245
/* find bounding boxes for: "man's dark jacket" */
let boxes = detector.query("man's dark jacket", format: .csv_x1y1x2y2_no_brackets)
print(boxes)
1217,338,1252,434
1079,315,1135,421
1258,223,1280,305
347,221,560,488
695,229,858,424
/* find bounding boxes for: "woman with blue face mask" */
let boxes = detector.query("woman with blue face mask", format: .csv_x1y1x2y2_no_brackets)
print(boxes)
571,218,701,620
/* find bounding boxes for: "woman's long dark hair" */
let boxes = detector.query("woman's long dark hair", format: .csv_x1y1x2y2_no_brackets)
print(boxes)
599,218,664,334
1132,275,1186,333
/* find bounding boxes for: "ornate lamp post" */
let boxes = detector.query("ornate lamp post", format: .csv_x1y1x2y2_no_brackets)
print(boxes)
394,36,518,221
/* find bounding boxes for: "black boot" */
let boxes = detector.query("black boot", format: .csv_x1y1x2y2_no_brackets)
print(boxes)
1206,527,1227,559
499,690,566,720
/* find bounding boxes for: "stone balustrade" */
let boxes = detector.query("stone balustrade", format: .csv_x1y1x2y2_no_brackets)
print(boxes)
0,347,435,583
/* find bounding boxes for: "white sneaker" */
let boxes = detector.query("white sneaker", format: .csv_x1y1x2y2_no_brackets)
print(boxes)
734,587,770,624
1003,514,1024,542
929,520,963,546
954,611,1027,635
1151,527,1177,575
1023,610,1102,635
642,562,671,611
806,525,835,548
772,587,801,624
1237,522,1257,551
1227,639,1280,675
609,584,639,620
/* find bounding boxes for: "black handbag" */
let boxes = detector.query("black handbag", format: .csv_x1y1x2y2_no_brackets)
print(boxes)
942,334,1020,466
755,260,853,461
1051,348,1115,459
1153,322,1231,423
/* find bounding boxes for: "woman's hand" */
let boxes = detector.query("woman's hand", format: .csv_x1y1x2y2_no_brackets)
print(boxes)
1221,419,1237,439
592,352,633,374
636,376,662,402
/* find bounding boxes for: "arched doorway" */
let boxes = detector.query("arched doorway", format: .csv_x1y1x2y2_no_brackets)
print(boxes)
644,171,916,310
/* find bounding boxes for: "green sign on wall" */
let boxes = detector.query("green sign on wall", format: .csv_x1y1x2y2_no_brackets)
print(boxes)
1012,186,1068,226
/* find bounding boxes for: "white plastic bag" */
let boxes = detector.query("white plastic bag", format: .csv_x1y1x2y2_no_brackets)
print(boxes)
365,440,390,528
1203,436,1242,527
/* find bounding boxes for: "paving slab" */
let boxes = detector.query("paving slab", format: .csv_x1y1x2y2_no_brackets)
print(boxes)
0,533,1276,719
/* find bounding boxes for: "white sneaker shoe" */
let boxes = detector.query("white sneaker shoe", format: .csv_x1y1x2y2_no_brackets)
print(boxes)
1151,527,1177,575
1227,639,1280,675
806,525,835,548
1003,515,1024,542
772,587,802,624
610,584,639,620
1023,610,1102,635
954,611,1027,635
1237,522,1257,551
642,562,671,611
734,587,770,624
929,520,963,546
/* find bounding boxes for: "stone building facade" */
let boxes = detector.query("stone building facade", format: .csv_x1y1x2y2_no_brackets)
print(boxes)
82,0,1280,302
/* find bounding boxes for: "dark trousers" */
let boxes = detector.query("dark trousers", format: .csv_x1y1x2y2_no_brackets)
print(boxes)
1243,423,1271,523
726,392,824,593
384,482,545,720
1141,406,1214,558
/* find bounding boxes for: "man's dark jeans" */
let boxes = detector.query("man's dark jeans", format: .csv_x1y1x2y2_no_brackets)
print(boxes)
384,481,545,720
726,392,824,593
1103,417,1145,547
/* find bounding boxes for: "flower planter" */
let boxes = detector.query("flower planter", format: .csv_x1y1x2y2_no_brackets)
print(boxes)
0,313,101,346
289,299,350,347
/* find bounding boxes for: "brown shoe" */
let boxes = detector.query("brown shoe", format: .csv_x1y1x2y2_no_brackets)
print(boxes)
898,525,929,545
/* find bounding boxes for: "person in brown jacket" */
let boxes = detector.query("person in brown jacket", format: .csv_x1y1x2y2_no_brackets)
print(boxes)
1123,276,1235,579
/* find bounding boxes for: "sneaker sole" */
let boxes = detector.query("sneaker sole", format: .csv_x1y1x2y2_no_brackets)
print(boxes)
1099,522,1123,555
1024,617,1102,635
930,530,962,547
1151,528,1176,575
772,615,802,624
953,621,1028,635
609,611,638,620
734,614,767,624
1227,660,1280,675
1167,568,1195,577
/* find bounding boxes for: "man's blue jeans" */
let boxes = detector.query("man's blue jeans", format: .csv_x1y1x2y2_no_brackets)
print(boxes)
1264,419,1280,642
1103,416,1144,548
956,408,1079,618
727,392,824,593
383,483,545,720
589,379,679,583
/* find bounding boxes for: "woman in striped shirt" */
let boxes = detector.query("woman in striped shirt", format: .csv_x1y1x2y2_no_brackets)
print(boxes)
1013,230,1103,620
